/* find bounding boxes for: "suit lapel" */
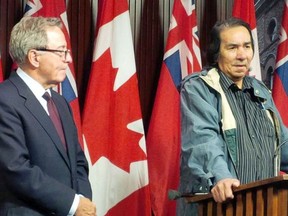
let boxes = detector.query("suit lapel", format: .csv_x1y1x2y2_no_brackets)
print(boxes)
9,73,71,168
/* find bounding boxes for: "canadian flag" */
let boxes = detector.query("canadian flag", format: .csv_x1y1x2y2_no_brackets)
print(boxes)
232,0,262,80
82,0,151,215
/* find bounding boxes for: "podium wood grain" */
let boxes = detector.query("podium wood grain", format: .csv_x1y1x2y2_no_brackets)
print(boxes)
185,175,288,216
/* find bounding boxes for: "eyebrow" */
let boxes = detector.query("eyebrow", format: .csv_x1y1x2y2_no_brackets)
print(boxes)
225,41,252,47
47,45,66,49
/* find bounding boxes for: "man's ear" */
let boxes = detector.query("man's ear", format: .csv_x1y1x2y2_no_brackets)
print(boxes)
27,49,40,68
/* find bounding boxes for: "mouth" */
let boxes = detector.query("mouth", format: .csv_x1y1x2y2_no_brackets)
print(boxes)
234,65,247,70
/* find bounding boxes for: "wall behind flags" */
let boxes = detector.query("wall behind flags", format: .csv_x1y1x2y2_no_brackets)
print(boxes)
0,0,283,131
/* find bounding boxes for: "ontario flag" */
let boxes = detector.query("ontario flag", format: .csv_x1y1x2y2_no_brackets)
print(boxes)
232,0,262,80
82,0,151,215
272,0,288,127
146,0,202,215
24,0,83,145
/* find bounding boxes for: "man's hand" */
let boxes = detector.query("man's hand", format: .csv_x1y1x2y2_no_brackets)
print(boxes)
75,197,96,216
211,178,240,203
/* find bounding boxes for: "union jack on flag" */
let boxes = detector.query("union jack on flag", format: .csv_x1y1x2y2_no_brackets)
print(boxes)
24,0,83,145
163,0,201,83
146,0,202,215
273,0,288,126
24,0,43,16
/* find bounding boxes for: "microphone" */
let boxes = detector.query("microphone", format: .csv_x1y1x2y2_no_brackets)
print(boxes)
169,176,211,200
274,139,288,176
168,189,210,200
168,190,194,200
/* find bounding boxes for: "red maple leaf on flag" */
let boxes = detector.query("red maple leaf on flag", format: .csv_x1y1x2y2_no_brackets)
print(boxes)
82,1,151,215
85,49,146,171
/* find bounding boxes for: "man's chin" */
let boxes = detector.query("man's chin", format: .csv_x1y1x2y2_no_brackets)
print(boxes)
59,74,67,83
51,78,66,86
235,70,247,76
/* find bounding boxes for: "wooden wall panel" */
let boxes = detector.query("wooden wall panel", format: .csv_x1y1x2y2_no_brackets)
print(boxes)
0,0,23,79
66,0,95,107
133,0,167,130
0,0,231,131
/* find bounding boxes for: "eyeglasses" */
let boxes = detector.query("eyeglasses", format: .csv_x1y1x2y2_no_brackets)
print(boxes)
35,48,71,60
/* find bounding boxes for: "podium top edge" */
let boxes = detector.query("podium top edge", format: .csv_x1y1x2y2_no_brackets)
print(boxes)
185,174,288,203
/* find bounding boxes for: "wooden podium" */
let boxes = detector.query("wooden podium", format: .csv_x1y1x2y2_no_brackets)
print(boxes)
185,175,288,216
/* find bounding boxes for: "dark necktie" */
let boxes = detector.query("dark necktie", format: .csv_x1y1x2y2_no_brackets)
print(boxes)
43,92,67,149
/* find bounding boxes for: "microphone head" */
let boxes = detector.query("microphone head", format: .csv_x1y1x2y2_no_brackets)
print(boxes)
168,190,182,200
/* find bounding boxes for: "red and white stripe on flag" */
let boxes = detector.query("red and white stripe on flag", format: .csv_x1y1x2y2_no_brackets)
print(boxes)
82,0,151,215
272,0,288,127
24,0,83,146
232,0,262,80
146,0,202,215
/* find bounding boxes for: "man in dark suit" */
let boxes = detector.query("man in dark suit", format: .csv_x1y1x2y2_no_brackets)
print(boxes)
0,17,96,216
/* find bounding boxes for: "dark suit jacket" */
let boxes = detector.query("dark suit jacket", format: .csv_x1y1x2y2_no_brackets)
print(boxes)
0,72,92,216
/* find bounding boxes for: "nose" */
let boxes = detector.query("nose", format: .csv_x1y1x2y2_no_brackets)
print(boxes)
65,51,73,63
236,47,247,59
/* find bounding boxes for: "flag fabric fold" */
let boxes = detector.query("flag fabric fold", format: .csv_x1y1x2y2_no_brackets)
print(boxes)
232,0,262,80
272,0,288,127
82,0,151,215
24,0,83,145
146,0,202,215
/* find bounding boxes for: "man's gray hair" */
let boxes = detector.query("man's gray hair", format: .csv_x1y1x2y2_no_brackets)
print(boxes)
9,16,62,65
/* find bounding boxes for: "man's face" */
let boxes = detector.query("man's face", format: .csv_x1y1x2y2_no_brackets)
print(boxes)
217,26,254,83
37,26,72,89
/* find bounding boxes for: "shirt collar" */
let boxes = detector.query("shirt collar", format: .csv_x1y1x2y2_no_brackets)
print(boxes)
218,70,253,93
16,68,51,98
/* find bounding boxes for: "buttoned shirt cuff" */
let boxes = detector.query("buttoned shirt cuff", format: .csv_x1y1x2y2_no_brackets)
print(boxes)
67,194,80,216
